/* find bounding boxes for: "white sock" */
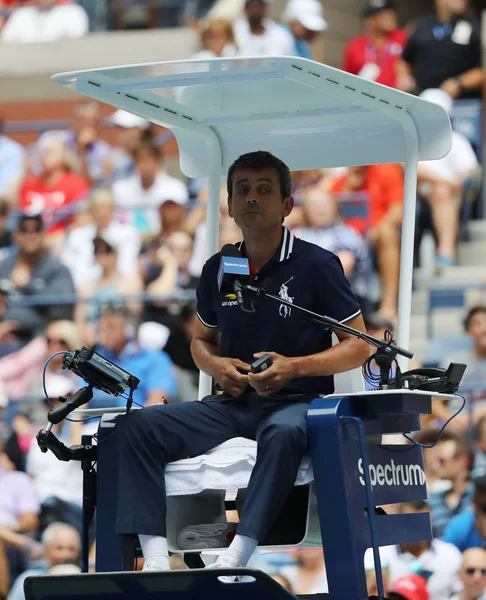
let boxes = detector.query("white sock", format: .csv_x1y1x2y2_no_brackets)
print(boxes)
139,535,170,571
217,534,258,567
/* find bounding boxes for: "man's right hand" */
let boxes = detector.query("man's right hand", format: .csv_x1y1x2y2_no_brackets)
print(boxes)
211,357,250,398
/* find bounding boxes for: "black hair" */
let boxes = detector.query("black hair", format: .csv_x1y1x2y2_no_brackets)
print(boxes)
465,305,486,331
132,141,160,161
399,499,429,513
475,475,486,494
226,151,292,200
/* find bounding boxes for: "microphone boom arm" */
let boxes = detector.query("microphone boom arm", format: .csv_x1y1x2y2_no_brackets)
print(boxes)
244,284,413,360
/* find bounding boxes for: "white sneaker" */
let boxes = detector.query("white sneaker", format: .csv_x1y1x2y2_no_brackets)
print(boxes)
205,555,242,582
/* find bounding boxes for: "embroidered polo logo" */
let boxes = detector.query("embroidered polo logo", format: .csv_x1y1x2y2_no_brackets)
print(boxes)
278,277,294,318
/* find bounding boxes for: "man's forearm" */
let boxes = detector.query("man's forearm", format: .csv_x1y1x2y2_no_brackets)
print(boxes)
190,338,220,378
290,337,370,379
458,67,484,92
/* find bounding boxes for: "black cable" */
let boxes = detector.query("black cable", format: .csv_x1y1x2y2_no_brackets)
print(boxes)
403,393,467,448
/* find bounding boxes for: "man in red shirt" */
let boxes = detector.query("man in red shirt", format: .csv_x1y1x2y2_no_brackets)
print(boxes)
342,0,408,89
330,164,404,321
19,137,89,236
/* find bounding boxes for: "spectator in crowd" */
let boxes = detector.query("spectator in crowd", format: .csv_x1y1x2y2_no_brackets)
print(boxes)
417,89,478,267
428,433,474,537
0,539,8,600
39,101,112,185
283,0,327,60
388,574,429,600
452,548,486,600
26,376,83,535
186,182,241,278
18,138,90,237
6,522,80,600
0,118,24,197
233,0,294,57
0,438,39,584
62,188,141,290
163,303,199,402
75,230,143,345
380,500,462,600
0,0,89,43
330,164,404,321
0,319,81,401
443,475,486,552
4,413,34,472
112,142,188,238
444,306,486,403
192,18,238,59
87,306,177,409
146,231,199,297
0,200,13,262
398,0,484,99
293,187,370,302
473,417,486,478
342,0,408,88
280,551,328,594
0,439,38,533
364,550,390,596
0,214,75,339
106,110,152,180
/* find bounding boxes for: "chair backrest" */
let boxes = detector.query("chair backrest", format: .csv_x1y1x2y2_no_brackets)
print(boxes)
332,332,365,394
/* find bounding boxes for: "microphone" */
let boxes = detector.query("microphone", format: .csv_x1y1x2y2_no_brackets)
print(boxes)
217,244,250,306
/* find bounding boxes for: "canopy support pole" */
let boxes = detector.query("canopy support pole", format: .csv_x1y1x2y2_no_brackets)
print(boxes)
396,114,419,371
198,130,223,400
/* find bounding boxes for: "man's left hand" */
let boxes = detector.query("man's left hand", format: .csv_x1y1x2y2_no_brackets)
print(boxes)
248,351,296,396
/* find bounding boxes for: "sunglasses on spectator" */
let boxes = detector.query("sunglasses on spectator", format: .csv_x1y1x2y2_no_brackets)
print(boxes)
465,568,486,576
46,337,68,347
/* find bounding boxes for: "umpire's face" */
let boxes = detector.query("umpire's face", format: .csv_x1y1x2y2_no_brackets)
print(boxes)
228,167,293,232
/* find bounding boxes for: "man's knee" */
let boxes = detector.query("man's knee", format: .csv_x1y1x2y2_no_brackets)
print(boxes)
373,222,399,247
259,421,307,449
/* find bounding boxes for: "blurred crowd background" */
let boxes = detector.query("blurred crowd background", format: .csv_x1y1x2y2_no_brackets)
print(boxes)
1,0,486,598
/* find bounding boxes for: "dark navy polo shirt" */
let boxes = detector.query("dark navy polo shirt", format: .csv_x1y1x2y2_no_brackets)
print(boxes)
196,227,361,396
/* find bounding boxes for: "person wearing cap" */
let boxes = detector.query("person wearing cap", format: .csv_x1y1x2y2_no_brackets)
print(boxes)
397,0,484,99
0,214,75,339
111,141,189,237
381,500,462,600
233,0,295,58
388,574,430,600
342,0,408,88
283,0,327,60
417,88,478,267
106,109,153,180
75,229,143,346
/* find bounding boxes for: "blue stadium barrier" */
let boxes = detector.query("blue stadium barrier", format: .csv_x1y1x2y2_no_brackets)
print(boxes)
426,281,482,339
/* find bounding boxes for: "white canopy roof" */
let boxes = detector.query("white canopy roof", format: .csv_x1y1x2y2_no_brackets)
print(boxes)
52,56,453,392
52,56,451,178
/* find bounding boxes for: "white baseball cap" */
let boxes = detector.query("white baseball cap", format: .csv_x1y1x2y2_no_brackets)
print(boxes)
110,109,149,129
420,88,453,116
93,229,121,252
284,0,327,31
158,179,189,206
138,321,170,352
